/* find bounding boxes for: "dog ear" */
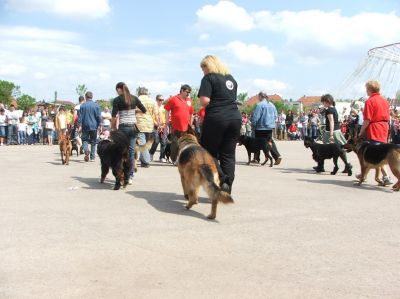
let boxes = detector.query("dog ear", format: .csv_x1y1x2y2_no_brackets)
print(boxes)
185,125,196,136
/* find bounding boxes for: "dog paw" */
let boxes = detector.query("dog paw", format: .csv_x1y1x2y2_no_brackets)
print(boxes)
207,214,216,220
113,185,121,191
185,204,192,210
184,194,189,200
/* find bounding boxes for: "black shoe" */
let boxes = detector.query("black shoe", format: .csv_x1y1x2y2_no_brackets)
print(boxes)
221,183,231,194
141,163,150,168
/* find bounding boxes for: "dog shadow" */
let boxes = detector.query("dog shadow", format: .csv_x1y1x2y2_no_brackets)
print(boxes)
279,167,315,174
297,178,394,193
128,191,215,221
46,159,85,166
71,176,115,190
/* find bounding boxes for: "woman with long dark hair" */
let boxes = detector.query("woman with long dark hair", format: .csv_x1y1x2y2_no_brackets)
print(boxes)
320,94,347,145
111,82,147,184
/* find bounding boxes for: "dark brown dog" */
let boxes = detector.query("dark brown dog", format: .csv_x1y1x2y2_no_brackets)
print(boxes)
345,137,400,190
177,130,233,220
59,134,72,165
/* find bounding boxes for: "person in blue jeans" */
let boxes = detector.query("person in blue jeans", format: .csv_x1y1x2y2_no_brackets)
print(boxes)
111,82,147,184
78,91,101,162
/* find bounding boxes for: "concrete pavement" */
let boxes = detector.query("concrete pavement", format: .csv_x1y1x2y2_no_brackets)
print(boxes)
0,141,399,298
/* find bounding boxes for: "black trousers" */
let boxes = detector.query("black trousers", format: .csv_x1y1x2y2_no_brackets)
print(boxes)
200,117,241,188
254,130,281,160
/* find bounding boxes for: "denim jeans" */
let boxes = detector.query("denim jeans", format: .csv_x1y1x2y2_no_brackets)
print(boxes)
137,132,151,165
18,131,27,144
311,125,318,140
7,125,18,145
82,130,97,160
119,126,137,177
149,129,167,159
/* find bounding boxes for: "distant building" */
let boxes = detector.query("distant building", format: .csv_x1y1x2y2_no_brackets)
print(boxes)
245,94,283,106
297,95,321,108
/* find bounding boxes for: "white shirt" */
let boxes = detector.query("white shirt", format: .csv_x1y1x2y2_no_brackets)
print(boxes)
0,114,6,126
101,111,111,126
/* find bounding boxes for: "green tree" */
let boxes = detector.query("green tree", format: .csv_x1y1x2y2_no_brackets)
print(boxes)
190,87,200,112
96,99,112,110
240,104,256,114
17,94,36,111
0,80,19,106
396,90,400,100
237,92,248,104
75,84,87,96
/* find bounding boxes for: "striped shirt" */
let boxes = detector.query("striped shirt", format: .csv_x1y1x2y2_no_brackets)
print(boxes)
112,95,146,126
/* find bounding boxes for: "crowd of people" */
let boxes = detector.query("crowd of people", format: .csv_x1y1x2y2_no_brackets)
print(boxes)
0,54,397,193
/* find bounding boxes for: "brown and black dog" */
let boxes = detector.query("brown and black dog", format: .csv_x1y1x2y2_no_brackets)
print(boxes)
59,134,72,165
177,130,233,220
345,137,400,190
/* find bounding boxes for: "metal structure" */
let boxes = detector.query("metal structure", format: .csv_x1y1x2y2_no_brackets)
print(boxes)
335,43,400,101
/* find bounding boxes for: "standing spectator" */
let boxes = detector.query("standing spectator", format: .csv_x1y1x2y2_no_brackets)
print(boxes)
74,96,85,125
136,87,155,167
276,110,286,140
285,110,294,138
359,80,391,184
55,106,68,139
18,117,27,145
309,112,320,140
321,94,347,145
101,107,112,132
111,82,147,184
7,104,19,145
78,92,101,162
0,108,7,145
46,116,55,145
198,55,241,193
41,109,49,144
299,112,308,140
245,118,252,137
251,91,282,165
149,94,168,163
164,84,194,163
240,112,247,136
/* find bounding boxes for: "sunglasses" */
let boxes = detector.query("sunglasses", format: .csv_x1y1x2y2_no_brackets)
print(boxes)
157,99,164,101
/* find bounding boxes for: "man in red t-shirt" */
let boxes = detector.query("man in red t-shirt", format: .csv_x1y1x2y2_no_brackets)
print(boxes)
359,80,391,184
164,84,194,162
359,80,389,142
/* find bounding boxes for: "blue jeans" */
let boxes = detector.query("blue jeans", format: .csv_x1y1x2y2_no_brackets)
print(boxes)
18,131,27,144
119,126,137,177
149,129,167,159
82,130,97,160
7,125,18,145
137,132,151,165
311,125,318,140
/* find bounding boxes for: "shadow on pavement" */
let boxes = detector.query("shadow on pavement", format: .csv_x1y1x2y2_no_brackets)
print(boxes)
297,178,393,193
279,167,315,174
72,176,115,190
128,191,214,221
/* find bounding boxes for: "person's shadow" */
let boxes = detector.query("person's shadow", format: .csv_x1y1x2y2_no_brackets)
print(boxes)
71,176,115,190
127,191,214,221
297,178,394,193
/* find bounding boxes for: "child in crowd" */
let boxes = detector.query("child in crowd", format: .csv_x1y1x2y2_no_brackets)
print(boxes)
46,117,55,145
18,117,27,145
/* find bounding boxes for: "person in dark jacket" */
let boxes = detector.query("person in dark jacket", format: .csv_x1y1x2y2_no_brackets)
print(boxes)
78,91,101,162
198,55,241,194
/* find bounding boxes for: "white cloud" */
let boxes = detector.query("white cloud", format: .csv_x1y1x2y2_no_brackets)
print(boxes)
252,79,288,92
196,1,254,31
136,81,183,96
0,26,79,41
5,0,110,19
131,38,168,46
98,72,110,79
226,41,274,66
254,10,400,52
199,33,209,41
33,72,47,79
0,64,26,76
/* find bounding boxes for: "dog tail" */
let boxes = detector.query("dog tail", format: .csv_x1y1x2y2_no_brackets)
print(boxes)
199,165,234,204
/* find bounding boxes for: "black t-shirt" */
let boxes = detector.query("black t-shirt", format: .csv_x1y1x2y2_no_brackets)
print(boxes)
325,107,340,131
198,73,241,120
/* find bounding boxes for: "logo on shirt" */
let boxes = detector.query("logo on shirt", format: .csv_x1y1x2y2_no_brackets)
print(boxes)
186,100,192,107
226,80,234,90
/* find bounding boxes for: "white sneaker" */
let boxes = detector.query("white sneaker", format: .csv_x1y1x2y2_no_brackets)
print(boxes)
382,176,393,186
128,178,133,185
160,158,166,163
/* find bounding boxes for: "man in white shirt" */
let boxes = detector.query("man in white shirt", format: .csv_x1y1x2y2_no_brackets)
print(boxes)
7,104,19,145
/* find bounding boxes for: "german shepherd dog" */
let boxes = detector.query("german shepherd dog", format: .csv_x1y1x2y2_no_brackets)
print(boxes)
344,138,400,190
59,133,72,165
97,130,130,190
304,136,352,175
238,135,274,166
177,130,234,220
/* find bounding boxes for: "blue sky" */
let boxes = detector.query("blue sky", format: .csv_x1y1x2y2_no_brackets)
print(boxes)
0,0,399,102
